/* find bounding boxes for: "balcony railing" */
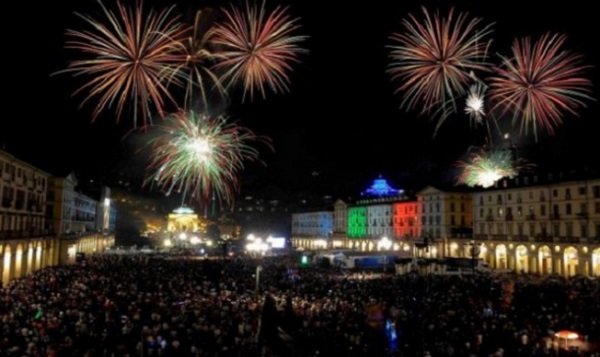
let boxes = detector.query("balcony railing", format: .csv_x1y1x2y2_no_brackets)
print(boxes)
485,215,494,222
511,235,529,242
505,214,513,221
576,212,588,219
553,236,581,243
0,229,52,240
550,213,560,220
526,214,536,221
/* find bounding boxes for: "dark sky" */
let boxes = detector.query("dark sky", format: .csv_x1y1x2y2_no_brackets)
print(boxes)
2,0,599,200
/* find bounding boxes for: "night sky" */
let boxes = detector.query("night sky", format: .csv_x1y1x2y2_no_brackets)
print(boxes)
2,0,599,200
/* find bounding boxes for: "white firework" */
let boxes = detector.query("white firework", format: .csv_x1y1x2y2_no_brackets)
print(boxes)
465,84,486,124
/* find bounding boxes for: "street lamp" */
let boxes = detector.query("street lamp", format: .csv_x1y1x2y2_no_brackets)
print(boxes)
255,265,263,294
465,240,482,275
378,236,392,272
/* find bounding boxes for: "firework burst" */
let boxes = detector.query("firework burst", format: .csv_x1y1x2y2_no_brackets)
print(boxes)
456,148,517,188
63,0,187,127
465,83,486,124
388,7,493,132
170,9,226,109
145,110,267,206
489,33,593,138
211,1,307,100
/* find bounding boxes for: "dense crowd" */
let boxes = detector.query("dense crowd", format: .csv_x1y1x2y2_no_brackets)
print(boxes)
1,254,599,356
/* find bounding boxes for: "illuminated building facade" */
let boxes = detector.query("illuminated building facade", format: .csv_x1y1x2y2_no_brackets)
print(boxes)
1,149,56,286
393,201,419,239
333,199,347,235
291,173,600,277
417,186,473,239
0,149,48,233
49,173,116,236
367,204,393,238
167,207,204,233
291,211,333,237
48,173,116,264
471,176,600,276
347,206,367,238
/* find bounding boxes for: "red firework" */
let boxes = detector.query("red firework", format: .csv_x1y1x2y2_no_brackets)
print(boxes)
388,7,493,131
489,33,593,138
211,1,307,100
64,0,188,127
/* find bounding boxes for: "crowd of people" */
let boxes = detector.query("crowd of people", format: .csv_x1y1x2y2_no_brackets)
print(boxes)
1,254,599,356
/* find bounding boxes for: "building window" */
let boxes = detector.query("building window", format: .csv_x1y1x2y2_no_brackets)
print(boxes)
540,222,548,236
553,223,560,237
593,186,600,198
529,223,535,236
498,207,504,217
581,224,587,238
507,223,513,235
541,205,546,216
596,202,600,214
529,206,534,215
580,203,587,214
566,223,573,238
529,191,534,199
461,202,465,212
596,223,600,238
461,215,465,227
566,204,572,215
450,202,455,212
517,206,522,217
16,190,25,210
566,188,571,200
479,196,483,205
436,203,440,213
450,215,456,226
553,189,558,198
540,191,546,201
553,205,559,215
508,193,512,201
435,216,440,224
579,186,587,195
497,223,504,235
497,194,503,204
480,208,484,218
423,204,426,213
517,224,523,237
488,195,492,202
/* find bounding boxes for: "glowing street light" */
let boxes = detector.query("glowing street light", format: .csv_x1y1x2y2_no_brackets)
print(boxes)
378,236,392,251
378,236,392,272
246,238,269,255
